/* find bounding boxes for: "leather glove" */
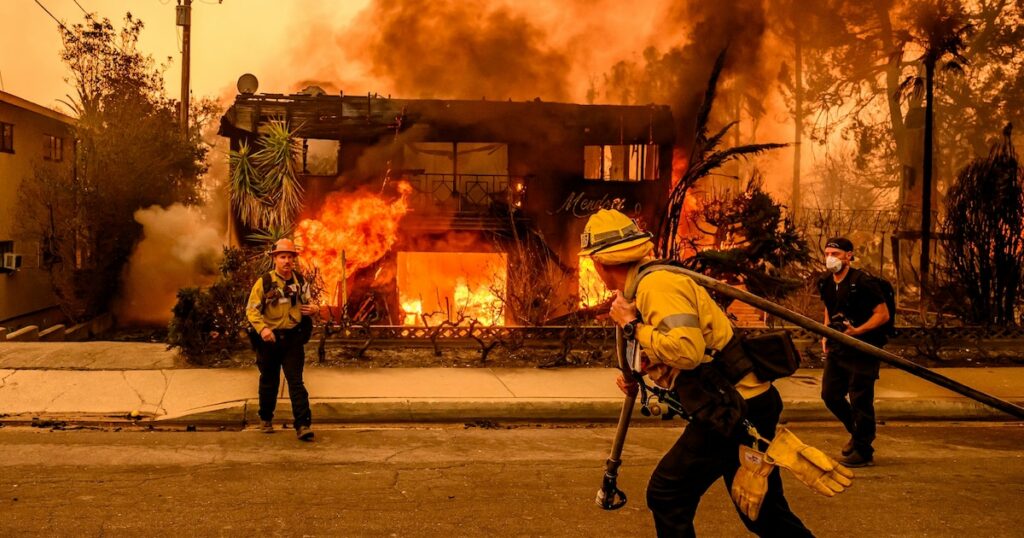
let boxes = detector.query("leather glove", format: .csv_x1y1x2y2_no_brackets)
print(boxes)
731,445,774,521
765,428,854,497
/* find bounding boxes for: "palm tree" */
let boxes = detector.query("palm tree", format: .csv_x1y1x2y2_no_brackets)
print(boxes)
659,49,787,259
228,119,304,231
897,1,973,305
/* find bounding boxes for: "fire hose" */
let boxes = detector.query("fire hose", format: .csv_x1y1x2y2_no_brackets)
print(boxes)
595,327,635,510
597,267,1024,511
675,266,1024,420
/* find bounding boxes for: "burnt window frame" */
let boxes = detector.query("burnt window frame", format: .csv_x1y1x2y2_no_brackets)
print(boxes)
583,143,659,182
0,122,14,153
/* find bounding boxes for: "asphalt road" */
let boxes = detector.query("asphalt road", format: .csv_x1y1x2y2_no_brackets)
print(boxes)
0,421,1021,537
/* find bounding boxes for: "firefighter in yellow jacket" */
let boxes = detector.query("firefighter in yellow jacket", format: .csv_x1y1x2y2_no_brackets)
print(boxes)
580,209,813,537
246,239,319,441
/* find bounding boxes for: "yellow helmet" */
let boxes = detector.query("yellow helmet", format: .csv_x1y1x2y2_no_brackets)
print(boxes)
578,209,653,257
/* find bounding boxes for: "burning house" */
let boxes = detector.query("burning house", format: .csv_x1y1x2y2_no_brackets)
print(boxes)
219,78,675,326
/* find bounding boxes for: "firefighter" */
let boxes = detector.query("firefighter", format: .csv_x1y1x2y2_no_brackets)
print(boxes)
580,209,814,537
246,238,319,441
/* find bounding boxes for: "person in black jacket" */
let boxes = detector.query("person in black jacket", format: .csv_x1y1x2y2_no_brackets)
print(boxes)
818,237,890,467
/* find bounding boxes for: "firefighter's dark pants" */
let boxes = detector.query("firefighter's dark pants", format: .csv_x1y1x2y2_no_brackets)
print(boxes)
821,356,877,458
646,386,814,538
253,327,311,430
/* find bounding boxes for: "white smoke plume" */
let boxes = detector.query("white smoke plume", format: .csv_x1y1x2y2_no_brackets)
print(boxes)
115,204,225,325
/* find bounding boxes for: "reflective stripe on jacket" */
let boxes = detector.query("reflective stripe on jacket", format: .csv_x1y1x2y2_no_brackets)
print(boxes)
627,261,770,400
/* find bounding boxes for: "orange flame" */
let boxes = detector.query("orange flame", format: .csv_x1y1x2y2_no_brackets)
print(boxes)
578,257,612,308
400,298,424,326
671,147,688,187
397,252,506,326
295,181,413,304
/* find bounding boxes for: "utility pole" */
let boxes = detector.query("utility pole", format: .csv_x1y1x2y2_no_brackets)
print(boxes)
176,0,192,137
791,22,803,218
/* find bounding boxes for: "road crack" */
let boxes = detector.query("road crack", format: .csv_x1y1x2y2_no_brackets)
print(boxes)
0,370,15,390
152,369,172,416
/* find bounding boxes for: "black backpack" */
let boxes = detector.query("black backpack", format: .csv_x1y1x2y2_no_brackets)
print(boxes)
850,270,896,336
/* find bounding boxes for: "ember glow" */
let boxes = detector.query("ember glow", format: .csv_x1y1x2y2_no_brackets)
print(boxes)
671,147,688,187
294,181,413,304
397,252,507,326
578,257,612,308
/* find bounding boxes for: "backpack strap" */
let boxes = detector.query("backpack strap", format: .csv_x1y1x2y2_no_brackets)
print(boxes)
624,259,732,354
625,260,755,385
847,267,863,287
259,272,274,312
624,259,680,301
258,271,307,312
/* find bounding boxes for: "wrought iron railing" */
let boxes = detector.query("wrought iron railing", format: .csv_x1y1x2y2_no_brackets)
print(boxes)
319,324,1024,345
406,173,513,212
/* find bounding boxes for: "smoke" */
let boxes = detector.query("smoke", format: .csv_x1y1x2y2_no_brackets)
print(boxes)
263,1,801,206
282,0,781,157
281,0,674,102
115,204,225,325
348,0,572,101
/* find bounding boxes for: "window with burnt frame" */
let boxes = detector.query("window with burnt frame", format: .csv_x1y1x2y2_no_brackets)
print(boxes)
0,122,14,153
43,135,63,162
583,144,659,181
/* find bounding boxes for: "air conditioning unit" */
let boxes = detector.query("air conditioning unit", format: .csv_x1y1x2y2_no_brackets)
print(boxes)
2,252,22,272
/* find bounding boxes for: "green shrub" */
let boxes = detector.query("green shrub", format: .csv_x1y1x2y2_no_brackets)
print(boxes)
167,247,269,364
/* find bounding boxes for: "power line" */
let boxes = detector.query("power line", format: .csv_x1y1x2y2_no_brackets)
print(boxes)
32,0,74,35
72,0,91,17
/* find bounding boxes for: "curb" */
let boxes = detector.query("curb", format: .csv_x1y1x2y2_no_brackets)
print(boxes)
5,397,1019,427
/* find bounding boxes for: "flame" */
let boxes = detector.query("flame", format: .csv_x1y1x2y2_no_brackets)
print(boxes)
397,251,506,326
452,278,505,326
401,298,424,325
295,181,412,304
671,147,688,187
578,257,612,307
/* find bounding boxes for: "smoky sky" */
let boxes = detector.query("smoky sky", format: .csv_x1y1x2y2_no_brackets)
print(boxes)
350,0,573,102
336,0,772,150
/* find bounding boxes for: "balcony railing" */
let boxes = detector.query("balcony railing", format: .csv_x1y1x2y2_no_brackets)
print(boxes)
406,173,514,213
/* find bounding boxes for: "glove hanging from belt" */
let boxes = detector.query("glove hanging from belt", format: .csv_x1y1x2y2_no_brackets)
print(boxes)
764,427,854,497
730,444,774,521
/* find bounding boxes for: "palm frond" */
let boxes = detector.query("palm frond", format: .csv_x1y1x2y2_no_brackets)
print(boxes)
692,48,728,152
897,75,925,101
229,141,275,228
246,225,294,247
683,143,789,184
702,121,739,158
942,60,965,75
251,119,303,228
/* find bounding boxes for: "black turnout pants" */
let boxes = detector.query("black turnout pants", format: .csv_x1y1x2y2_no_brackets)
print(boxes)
646,386,814,538
254,328,311,430
821,357,877,457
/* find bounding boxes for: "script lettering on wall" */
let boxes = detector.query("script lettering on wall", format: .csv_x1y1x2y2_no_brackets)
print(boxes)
550,191,642,218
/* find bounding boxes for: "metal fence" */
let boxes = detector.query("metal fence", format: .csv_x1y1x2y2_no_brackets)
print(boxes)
405,173,513,212
320,324,1024,345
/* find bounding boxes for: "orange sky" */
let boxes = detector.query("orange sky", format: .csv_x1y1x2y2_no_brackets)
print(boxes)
0,0,372,110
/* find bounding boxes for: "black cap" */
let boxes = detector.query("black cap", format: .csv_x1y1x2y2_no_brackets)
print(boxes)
825,237,854,252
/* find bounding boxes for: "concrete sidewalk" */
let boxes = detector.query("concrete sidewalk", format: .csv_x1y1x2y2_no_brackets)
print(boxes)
1,364,1022,426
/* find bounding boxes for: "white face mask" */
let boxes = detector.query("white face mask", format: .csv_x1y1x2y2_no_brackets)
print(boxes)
825,256,844,274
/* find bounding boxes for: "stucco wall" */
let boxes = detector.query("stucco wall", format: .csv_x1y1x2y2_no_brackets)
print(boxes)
0,98,75,324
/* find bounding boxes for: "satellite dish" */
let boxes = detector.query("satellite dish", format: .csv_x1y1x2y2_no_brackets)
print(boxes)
237,73,259,95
